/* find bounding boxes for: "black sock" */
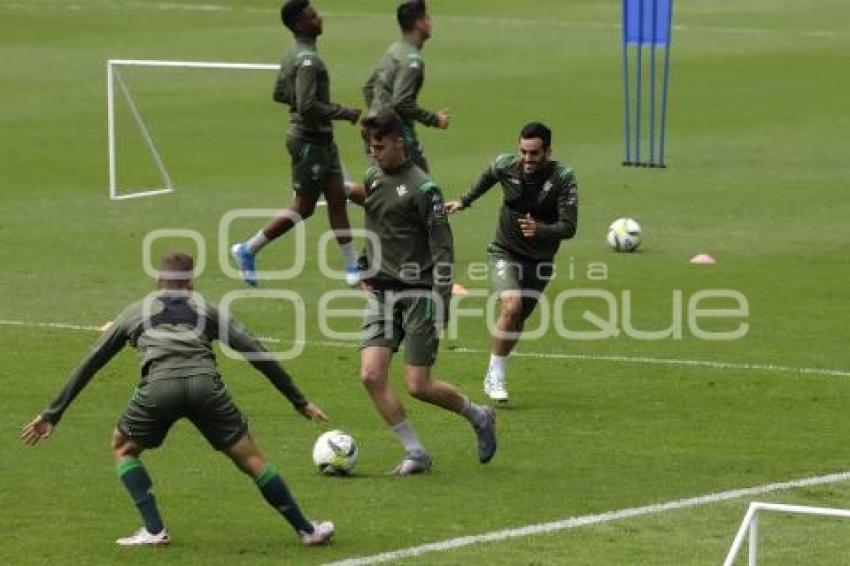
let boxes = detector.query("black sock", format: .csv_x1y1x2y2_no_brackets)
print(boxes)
116,458,164,534
255,463,313,533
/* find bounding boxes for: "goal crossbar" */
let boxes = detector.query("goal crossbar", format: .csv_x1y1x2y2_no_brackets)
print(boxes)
723,501,850,566
106,58,278,201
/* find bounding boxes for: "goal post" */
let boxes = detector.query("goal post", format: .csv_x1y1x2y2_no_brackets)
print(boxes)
723,501,850,565
106,58,278,201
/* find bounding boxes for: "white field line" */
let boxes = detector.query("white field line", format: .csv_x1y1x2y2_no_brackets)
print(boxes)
323,471,850,566
0,2,841,39
1,318,849,378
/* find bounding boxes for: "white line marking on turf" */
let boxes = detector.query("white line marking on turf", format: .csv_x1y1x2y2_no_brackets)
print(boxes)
323,471,850,566
2,318,849,378
0,319,101,332
453,348,850,378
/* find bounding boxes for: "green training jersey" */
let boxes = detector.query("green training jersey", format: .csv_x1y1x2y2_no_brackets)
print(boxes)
42,292,307,425
460,154,579,261
362,39,439,133
273,37,349,143
359,160,454,304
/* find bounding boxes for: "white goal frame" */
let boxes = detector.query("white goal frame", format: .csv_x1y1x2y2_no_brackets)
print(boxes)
106,58,278,201
723,501,850,565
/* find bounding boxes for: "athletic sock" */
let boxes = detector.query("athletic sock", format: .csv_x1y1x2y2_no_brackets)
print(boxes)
488,353,508,378
339,241,358,269
459,396,488,428
116,457,164,535
391,420,426,455
247,231,270,254
255,463,313,533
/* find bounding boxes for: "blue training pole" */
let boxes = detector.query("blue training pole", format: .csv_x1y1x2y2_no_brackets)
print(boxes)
622,0,631,164
649,0,658,165
658,0,673,166
634,0,644,165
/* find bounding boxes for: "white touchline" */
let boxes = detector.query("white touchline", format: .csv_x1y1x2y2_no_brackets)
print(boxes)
322,471,850,566
1,318,849,378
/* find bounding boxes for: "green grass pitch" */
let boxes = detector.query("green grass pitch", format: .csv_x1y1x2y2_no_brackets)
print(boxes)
2,0,849,564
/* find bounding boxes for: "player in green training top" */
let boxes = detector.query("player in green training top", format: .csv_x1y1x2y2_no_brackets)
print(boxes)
232,0,362,287
346,109,495,475
362,0,449,173
20,252,336,547
445,123,579,403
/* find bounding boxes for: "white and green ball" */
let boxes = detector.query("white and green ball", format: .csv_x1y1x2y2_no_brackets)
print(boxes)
606,217,642,252
312,430,358,476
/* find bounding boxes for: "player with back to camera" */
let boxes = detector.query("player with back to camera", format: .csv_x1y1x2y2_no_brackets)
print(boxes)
362,0,449,173
445,122,579,403
346,109,496,475
20,252,335,547
231,0,362,287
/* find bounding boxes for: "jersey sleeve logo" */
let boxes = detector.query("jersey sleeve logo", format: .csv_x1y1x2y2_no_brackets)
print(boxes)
431,192,446,215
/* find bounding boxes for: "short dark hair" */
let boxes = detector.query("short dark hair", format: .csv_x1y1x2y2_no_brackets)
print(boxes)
520,122,552,150
397,0,428,32
281,0,309,31
159,252,194,288
361,109,405,142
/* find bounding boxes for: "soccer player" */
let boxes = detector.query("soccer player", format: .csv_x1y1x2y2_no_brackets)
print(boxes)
362,0,449,173
20,252,335,547
231,0,362,287
346,109,496,475
445,123,579,403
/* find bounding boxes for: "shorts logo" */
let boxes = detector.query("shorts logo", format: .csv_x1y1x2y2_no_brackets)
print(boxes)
396,184,408,197
311,164,322,180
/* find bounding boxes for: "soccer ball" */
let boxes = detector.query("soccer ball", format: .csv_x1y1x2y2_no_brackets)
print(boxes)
312,430,358,476
606,217,642,252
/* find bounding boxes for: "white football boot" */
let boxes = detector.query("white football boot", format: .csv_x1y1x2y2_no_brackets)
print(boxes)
391,451,433,476
116,526,170,546
300,520,335,546
483,372,509,403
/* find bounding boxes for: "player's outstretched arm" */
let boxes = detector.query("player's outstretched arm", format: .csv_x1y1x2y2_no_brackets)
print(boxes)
21,415,54,446
38,315,130,427
217,310,323,414
435,108,450,130
456,163,501,210
297,402,330,422
444,200,465,214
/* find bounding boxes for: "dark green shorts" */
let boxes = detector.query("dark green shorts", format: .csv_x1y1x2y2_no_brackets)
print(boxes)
286,136,343,196
361,289,439,367
488,244,554,321
117,375,247,451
